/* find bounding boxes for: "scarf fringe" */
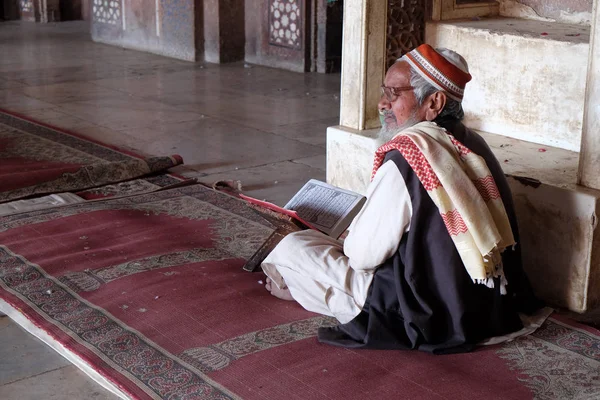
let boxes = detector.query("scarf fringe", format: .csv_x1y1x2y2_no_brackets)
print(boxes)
474,251,508,295
474,276,507,295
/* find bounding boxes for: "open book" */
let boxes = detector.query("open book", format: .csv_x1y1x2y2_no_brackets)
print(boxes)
240,179,366,271
283,179,366,238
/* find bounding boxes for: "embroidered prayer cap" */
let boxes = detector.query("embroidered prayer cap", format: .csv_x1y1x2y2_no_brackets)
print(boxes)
401,44,472,102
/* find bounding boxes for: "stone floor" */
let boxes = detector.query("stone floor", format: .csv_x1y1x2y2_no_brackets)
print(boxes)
0,20,340,399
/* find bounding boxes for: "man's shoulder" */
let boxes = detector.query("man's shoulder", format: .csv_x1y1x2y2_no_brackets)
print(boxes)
382,149,416,182
438,119,500,164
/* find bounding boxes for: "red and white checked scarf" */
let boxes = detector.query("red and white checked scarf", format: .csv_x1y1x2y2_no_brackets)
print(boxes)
372,122,515,291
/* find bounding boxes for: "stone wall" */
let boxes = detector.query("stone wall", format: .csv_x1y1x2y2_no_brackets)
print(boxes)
203,0,245,63
245,0,309,72
91,0,202,62
499,0,593,25
427,19,589,151
40,0,60,22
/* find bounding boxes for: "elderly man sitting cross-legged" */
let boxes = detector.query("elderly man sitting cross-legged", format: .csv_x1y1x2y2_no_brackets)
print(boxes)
262,44,542,354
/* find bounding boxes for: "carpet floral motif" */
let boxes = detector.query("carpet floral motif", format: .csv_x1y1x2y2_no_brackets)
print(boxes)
497,318,600,399
75,173,184,200
0,185,268,233
0,125,105,165
179,316,337,372
76,178,162,199
0,114,134,163
61,248,234,293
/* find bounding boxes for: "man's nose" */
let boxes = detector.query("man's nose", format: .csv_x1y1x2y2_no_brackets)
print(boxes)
378,96,391,112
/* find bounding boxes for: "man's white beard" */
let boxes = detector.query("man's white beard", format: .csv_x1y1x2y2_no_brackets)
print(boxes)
377,110,420,146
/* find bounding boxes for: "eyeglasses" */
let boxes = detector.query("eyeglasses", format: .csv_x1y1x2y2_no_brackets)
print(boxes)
380,85,415,102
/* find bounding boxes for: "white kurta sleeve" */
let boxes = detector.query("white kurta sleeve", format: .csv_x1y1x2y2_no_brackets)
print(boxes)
343,159,412,272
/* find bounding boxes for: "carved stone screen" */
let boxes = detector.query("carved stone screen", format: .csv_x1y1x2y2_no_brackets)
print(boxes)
19,0,35,20
386,0,426,68
92,0,122,26
245,0,309,73
269,0,303,50
20,0,32,12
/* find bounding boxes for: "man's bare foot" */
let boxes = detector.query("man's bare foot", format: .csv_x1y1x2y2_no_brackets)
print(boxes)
265,277,295,301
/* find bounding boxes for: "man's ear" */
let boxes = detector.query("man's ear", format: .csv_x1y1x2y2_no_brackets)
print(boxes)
424,91,447,121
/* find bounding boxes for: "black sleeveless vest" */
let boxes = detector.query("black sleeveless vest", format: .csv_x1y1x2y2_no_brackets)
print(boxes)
318,121,541,354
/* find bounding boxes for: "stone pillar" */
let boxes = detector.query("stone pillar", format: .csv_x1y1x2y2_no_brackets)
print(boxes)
326,0,387,193
327,0,427,193
203,0,245,63
36,0,60,22
82,0,91,20
339,0,387,131
578,0,600,190
314,0,343,74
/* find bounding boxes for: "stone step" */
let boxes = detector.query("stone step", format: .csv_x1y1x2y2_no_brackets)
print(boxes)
327,126,600,317
426,17,591,152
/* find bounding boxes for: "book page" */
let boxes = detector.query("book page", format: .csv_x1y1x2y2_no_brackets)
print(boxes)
284,180,365,237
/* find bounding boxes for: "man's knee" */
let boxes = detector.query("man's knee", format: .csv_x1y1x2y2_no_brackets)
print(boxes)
276,231,312,256
276,230,331,257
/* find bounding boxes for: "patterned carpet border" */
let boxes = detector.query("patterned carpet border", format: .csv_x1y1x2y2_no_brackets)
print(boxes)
0,108,187,202
0,185,269,233
0,107,142,162
497,316,600,399
0,245,237,400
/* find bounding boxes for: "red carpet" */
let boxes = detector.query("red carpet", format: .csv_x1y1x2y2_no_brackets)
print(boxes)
1,184,599,399
0,109,183,203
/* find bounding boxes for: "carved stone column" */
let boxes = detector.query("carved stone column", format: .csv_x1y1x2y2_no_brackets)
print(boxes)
338,0,427,131
36,0,60,23
338,0,387,131
578,0,600,190
328,0,426,194
203,0,245,63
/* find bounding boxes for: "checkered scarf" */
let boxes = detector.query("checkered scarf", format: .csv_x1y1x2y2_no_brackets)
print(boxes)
372,121,515,292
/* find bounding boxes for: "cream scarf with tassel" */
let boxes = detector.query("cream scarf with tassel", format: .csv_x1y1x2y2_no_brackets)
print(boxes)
372,121,515,292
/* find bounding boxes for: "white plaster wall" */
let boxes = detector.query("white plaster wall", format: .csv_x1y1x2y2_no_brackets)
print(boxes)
508,177,599,312
426,21,589,151
498,0,593,25
498,0,554,22
326,126,377,195
578,0,600,189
